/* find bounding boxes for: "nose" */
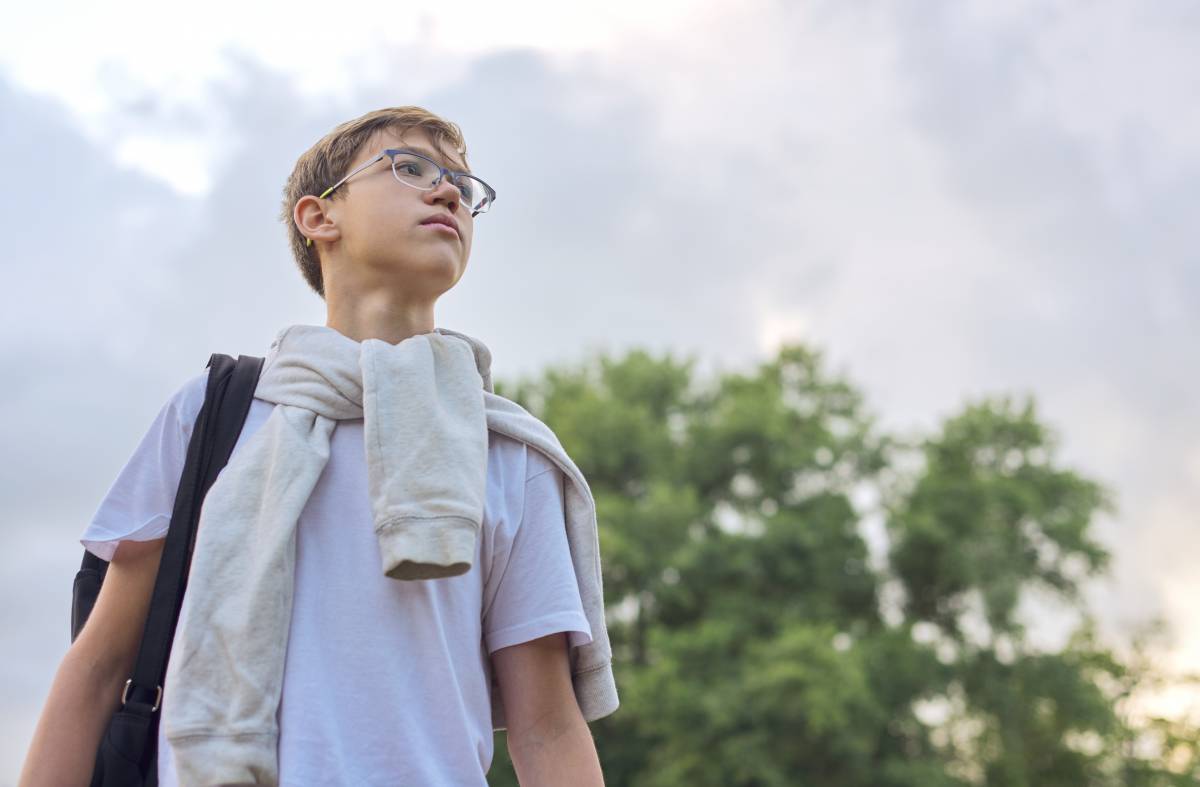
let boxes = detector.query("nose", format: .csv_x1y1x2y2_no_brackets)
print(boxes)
425,174,464,212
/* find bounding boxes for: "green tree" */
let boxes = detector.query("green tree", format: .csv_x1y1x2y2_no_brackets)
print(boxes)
487,344,1198,786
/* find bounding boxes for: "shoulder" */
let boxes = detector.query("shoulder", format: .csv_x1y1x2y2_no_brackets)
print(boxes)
176,367,211,405
167,367,211,441
524,445,561,485
482,391,573,480
487,430,561,484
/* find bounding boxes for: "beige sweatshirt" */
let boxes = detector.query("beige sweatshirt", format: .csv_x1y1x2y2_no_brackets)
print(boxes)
162,325,618,786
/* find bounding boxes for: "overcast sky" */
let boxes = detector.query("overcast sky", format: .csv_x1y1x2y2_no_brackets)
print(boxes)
2,0,1197,779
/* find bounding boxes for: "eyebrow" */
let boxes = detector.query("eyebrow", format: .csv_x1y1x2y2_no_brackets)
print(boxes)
393,146,472,175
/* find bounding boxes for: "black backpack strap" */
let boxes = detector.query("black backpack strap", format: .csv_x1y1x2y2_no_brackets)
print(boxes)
121,353,264,713
72,550,110,642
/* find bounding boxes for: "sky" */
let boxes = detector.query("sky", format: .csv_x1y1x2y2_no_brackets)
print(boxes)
2,0,1198,779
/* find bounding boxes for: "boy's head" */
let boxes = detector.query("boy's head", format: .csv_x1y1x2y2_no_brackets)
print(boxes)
281,107,482,301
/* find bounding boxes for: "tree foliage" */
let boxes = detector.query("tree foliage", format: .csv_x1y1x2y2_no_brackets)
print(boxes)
487,343,1198,786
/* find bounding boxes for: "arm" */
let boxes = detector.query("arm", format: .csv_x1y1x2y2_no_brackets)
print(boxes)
19,538,165,787
491,632,605,787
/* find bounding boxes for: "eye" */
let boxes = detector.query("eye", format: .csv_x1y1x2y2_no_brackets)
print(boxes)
392,154,432,178
452,176,475,200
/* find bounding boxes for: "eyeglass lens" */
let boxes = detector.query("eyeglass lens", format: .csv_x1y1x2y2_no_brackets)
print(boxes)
391,153,490,213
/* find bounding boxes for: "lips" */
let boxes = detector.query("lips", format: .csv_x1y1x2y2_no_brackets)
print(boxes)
420,213,460,237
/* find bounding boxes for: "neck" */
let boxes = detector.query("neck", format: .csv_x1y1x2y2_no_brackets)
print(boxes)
324,287,437,346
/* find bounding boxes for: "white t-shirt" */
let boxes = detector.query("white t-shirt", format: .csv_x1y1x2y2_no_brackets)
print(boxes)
80,367,593,786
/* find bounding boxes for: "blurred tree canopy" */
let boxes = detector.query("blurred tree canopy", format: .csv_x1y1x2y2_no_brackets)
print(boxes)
487,342,1199,786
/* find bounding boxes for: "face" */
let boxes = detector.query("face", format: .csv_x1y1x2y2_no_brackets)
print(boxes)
319,127,475,298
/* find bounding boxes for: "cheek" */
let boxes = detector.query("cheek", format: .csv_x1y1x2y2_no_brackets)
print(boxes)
453,221,472,252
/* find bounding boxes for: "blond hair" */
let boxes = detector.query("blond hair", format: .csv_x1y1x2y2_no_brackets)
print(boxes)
279,106,470,299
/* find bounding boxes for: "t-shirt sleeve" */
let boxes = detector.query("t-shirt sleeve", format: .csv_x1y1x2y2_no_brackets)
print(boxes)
79,369,210,561
482,448,593,655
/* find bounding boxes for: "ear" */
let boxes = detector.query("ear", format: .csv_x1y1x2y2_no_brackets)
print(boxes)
294,194,341,248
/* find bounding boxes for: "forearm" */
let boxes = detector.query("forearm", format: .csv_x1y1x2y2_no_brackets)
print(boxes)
19,649,125,787
509,710,604,787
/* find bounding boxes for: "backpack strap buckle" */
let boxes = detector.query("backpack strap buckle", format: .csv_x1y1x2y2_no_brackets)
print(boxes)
122,678,162,712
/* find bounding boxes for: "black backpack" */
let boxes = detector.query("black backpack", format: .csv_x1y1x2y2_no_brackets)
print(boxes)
71,353,263,787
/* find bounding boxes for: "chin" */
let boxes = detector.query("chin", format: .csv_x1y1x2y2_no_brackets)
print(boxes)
415,252,466,281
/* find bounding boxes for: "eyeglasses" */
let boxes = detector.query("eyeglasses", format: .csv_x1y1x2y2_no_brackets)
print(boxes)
305,149,497,248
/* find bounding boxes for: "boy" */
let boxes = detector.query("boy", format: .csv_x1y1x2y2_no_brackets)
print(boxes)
21,106,615,786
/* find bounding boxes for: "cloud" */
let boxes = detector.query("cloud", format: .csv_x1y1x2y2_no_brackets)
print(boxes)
883,1,1200,660
0,74,202,519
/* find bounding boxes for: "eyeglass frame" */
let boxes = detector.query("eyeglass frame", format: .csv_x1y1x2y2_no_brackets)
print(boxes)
304,148,497,248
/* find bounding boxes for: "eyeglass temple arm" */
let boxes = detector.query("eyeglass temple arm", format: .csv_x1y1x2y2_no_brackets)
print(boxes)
303,154,389,247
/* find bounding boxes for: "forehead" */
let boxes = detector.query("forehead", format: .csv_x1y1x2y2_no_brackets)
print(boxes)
359,127,469,173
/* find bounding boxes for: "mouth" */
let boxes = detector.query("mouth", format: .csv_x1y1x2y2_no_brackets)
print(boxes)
420,214,461,239
421,222,460,240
